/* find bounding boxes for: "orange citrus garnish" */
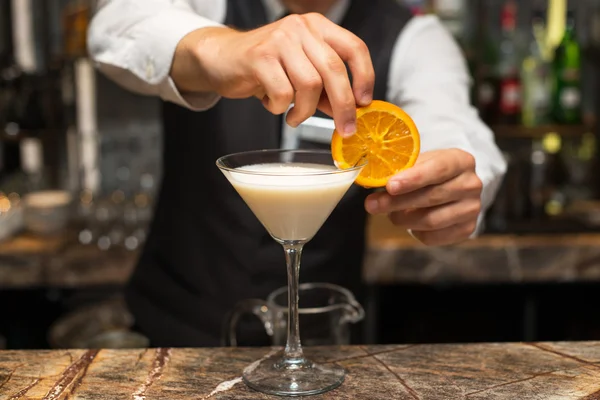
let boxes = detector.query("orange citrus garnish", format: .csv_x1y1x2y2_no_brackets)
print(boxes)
331,100,420,188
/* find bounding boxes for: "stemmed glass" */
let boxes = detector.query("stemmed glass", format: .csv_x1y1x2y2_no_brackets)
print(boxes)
216,149,365,396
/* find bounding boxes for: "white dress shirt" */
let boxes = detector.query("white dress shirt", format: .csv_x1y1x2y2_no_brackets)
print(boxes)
88,0,507,236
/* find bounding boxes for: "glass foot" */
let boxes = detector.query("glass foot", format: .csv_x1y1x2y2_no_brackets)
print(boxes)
243,353,345,397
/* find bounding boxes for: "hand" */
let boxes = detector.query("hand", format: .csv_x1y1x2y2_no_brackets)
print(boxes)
365,149,483,246
171,14,375,136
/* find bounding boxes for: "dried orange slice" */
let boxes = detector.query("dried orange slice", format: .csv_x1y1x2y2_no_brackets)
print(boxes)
331,100,420,188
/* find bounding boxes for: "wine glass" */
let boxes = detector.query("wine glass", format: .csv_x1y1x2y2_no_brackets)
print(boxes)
216,149,365,396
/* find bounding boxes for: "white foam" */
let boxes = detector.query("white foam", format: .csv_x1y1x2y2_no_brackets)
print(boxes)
228,163,353,188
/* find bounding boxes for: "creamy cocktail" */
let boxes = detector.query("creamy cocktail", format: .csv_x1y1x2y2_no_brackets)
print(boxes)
225,163,355,241
216,150,365,397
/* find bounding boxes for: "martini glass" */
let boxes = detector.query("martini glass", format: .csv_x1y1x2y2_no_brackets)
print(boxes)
216,149,365,396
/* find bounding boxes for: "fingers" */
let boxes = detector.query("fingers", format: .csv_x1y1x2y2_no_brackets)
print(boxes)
302,36,356,136
315,17,374,106
387,199,481,232
254,56,295,115
387,150,478,196
291,16,356,137
367,172,482,213
361,149,482,247
317,91,334,117
250,14,375,133
278,33,323,127
411,221,478,246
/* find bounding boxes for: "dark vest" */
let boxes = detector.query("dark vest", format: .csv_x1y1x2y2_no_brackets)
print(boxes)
126,0,413,347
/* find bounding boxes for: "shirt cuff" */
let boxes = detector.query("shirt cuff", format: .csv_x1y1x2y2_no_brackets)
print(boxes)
470,212,485,238
129,9,223,110
159,77,222,111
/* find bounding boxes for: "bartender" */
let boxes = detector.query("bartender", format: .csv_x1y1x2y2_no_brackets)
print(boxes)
88,0,507,347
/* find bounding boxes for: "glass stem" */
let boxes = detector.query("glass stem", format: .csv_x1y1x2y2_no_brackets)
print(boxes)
282,242,304,363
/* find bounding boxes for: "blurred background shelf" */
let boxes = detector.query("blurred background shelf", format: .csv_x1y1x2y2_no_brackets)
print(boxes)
1,0,600,350
491,124,596,138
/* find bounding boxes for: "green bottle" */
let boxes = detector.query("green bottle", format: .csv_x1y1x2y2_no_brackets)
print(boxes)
521,9,551,127
552,10,582,124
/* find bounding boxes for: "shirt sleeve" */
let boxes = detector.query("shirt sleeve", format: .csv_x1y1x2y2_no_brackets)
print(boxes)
387,15,507,237
87,0,226,111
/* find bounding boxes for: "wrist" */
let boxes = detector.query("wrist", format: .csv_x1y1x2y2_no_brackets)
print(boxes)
170,26,233,94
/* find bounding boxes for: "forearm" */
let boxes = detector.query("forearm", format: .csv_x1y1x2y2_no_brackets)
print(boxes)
412,105,506,213
401,102,506,236
87,0,224,110
387,16,506,236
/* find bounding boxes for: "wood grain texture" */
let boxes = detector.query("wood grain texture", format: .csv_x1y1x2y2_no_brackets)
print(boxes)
2,343,600,399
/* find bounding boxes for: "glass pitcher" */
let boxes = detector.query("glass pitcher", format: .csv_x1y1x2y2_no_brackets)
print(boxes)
224,282,364,347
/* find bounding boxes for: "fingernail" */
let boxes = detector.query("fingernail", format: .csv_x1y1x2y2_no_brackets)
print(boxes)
343,121,356,137
361,92,372,106
388,181,401,194
367,198,378,213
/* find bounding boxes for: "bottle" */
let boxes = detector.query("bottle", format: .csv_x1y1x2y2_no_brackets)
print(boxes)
496,0,522,125
401,0,431,16
0,0,12,70
476,10,499,123
521,9,551,127
541,132,569,217
20,137,45,192
1,74,22,182
63,0,91,59
552,10,582,124
0,0,17,182
432,0,466,39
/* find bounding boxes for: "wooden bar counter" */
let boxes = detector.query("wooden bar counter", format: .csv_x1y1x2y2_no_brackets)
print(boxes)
2,342,600,398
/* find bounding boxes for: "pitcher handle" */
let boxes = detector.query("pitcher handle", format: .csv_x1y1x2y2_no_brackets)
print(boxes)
222,299,274,347
341,298,365,324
